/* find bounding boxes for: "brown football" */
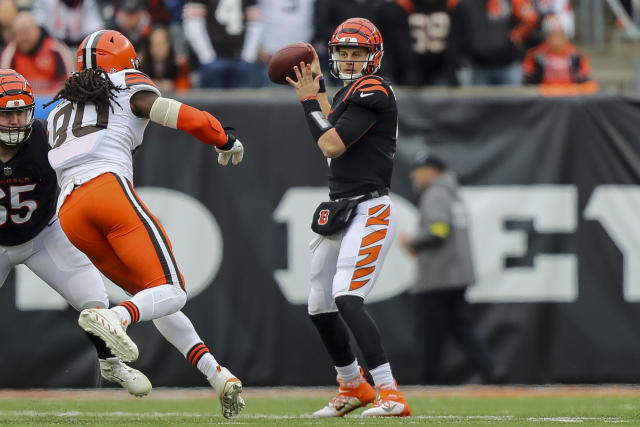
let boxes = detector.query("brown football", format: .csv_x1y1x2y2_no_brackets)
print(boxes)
267,42,314,85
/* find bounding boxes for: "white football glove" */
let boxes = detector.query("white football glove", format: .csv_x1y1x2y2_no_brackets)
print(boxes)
215,139,244,166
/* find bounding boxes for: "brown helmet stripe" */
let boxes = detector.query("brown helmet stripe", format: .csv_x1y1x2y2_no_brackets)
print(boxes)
82,30,107,70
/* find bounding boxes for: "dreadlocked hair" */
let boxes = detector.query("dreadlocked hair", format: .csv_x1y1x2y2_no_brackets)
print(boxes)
44,68,122,113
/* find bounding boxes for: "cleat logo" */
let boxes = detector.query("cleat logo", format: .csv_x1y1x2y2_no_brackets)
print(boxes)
381,402,398,413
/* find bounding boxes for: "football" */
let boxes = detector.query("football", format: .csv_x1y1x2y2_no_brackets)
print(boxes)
267,42,314,85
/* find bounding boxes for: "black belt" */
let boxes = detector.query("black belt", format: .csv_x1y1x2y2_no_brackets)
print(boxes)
332,188,389,202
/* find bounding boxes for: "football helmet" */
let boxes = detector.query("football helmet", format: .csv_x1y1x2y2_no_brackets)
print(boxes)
328,18,384,82
76,30,140,73
0,69,34,146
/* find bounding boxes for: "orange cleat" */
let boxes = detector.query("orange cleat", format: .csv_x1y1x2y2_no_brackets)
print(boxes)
312,368,376,417
361,384,411,417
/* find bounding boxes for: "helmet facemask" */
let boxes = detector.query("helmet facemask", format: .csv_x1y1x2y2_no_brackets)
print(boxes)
0,102,34,146
328,18,384,83
329,44,382,82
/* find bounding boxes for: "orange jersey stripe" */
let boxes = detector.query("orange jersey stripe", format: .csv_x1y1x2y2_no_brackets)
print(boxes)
126,77,157,88
345,76,384,99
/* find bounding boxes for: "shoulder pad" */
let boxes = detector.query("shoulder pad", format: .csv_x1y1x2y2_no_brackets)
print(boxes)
345,75,391,110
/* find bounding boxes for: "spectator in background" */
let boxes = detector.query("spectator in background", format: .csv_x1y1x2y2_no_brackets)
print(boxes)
400,153,494,385
0,12,73,94
139,25,190,91
0,0,18,52
30,0,104,47
252,0,315,87
182,0,261,88
113,0,152,53
374,0,422,85
523,14,593,85
449,0,538,85
406,0,460,86
527,0,574,47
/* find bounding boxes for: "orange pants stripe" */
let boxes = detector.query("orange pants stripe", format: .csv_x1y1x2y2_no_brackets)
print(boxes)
58,173,185,295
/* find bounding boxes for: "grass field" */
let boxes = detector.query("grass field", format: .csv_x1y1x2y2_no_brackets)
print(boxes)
1,386,640,426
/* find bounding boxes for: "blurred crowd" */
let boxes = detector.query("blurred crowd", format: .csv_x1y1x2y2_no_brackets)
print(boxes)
0,0,619,95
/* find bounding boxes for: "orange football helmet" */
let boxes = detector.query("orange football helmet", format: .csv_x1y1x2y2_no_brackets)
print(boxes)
328,18,384,82
0,69,34,146
76,30,140,73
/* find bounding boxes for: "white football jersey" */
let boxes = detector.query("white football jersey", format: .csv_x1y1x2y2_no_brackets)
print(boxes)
47,70,160,207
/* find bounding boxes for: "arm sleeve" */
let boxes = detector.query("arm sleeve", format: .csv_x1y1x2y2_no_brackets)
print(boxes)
240,5,262,63
183,1,217,64
333,102,377,147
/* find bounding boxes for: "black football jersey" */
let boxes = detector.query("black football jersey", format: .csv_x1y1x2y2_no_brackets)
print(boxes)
0,119,57,246
327,75,397,200
410,0,452,83
188,0,257,59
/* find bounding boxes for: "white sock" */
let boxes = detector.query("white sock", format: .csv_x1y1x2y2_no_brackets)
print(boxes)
369,363,395,388
152,311,218,378
335,359,360,381
111,306,131,327
197,353,219,379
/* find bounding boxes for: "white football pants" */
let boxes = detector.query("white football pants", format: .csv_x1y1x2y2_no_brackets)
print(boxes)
308,195,396,315
0,217,108,311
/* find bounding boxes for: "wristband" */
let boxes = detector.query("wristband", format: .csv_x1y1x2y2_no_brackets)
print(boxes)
318,76,326,93
302,98,333,142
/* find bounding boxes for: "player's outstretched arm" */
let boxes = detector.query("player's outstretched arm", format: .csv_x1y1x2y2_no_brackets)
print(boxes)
130,91,244,166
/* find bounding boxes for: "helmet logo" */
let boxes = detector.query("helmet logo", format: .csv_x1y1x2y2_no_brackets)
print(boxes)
5,99,25,107
339,37,359,44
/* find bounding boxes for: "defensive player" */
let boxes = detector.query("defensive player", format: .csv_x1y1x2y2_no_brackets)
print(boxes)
0,68,151,397
44,30,245,418
286,18,411,417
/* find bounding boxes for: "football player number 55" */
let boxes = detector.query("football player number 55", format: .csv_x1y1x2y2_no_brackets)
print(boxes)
0,184,37,225
51,102,109,148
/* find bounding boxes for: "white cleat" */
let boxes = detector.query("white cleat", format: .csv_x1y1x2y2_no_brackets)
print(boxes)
208,366,245,419
78,308,139,362
99,357,152,397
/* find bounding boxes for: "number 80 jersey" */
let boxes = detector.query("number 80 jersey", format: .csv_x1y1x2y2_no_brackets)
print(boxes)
46,70,160,191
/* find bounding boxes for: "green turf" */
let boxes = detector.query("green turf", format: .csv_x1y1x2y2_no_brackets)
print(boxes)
1,395,640,426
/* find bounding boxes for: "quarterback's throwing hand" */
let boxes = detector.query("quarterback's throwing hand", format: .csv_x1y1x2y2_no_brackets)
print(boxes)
216,139,244,166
